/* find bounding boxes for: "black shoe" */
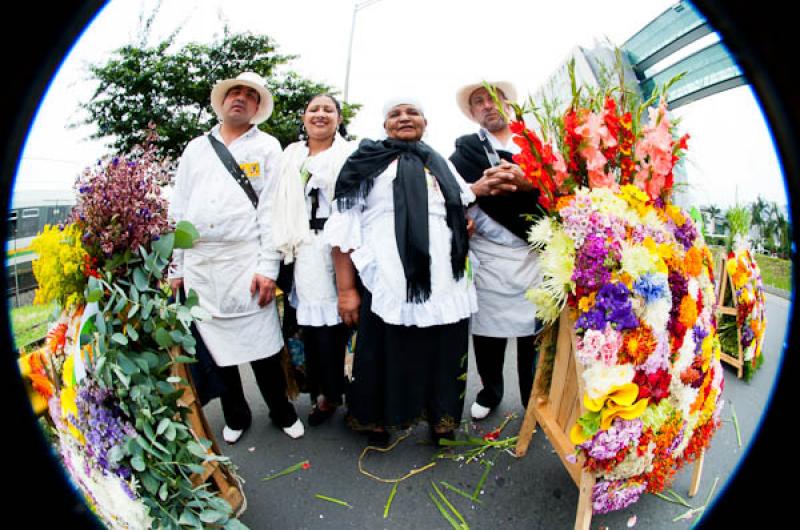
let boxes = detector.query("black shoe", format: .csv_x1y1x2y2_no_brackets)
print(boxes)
308,404,337,427
367,429,390,448
430,429,456,447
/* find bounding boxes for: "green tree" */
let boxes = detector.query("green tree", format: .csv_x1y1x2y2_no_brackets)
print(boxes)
79,31,360,160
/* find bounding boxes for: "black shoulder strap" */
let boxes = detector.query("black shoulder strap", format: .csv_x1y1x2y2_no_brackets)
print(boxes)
207,134,259,209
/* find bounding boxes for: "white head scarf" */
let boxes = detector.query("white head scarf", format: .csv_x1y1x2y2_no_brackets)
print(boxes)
382,97,425,119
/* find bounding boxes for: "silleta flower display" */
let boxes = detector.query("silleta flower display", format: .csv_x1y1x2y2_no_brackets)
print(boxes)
26,142,246,529
498,61,724,514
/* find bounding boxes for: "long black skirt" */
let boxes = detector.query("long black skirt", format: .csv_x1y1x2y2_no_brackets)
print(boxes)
346,289,469,432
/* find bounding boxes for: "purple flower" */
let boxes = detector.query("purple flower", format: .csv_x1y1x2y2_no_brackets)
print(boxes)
693,324,709,355
572,234,613,291
741,325,755,347
592,479,647,514
671,218,698,251
579,418,643,460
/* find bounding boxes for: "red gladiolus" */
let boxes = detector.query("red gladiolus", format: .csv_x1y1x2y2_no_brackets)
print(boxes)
302,462,311,470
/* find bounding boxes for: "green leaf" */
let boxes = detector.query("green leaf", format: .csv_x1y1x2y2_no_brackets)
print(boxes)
187,441,209,459
140,471,159,495
127,303,140,319
86,287,102,303
165,424,177,442
224,519,249,530
175,221,200,249
576,410,602,438
156,418,171,436
199,510,225,524
155,327,173,348
116,352,139,375
190,305,211,321
133,267,149,292
178,510,200,526
141,299,154,320
95,313,107,335
158,482,169,501
173,355,196,364
131,455,146,472
126,325,139,342
111,332,129,345
152,232,175,258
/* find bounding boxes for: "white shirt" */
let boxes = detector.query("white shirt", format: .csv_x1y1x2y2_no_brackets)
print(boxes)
324,159,478,327
168,125,283,280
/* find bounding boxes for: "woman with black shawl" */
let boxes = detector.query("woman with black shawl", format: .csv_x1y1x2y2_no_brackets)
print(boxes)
324,98,489,445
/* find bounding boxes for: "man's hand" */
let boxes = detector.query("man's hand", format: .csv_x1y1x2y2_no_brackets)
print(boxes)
250,274,277,307
481,161,533,194
338,288,361,327
169,278,184,296
466,215,476,237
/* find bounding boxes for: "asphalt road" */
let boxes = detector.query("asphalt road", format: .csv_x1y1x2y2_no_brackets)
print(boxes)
204,292,789,530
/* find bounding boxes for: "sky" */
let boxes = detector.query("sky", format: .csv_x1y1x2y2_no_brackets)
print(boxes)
12,0,788,211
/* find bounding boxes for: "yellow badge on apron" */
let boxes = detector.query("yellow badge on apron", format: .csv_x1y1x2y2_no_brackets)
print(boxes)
239,161,262,179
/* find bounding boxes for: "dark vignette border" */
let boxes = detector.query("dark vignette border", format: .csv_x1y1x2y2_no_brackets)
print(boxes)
0,1,795,527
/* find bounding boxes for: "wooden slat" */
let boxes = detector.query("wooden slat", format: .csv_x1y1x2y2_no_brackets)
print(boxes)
515,326,554,457
557,353,578,430
688,451,705,497
716,306,737,316
533,402,582,486
719,352,743,368
548,313,573,414
575,471,596,530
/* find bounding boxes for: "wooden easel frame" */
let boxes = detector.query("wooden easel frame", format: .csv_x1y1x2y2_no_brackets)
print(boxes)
170,346,246,515
715,256,745,378
515,311,705,529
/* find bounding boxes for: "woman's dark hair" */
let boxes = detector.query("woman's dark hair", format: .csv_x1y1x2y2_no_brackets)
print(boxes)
299,93,348,140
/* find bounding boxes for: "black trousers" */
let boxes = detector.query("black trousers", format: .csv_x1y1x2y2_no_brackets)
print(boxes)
216,353,298,430
473,334,537,409
302,324,350,406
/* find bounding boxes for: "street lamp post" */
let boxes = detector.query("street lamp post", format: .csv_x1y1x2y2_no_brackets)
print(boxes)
343,0,386,103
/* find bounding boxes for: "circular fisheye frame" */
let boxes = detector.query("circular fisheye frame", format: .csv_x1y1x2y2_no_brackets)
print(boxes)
2,1,796,528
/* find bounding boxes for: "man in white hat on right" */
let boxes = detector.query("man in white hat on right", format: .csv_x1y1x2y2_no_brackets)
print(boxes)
168,71,304,444
450,81,544,421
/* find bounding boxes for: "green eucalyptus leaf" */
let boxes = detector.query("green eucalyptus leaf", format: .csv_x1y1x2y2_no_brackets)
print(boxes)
173,355,196,364
140,471,159,495
158,482,169,501
155,327,173,348
133,266,149,292
174,221,200,249
111,332,129,346
156,418,170,436
199,510,225,524
190,305,210,321
115,353,138,375
127,303,140,319
178,511,201,526
131,455,146,472
126,325,139,342
224,518,249,530
165,424,177,442
152,232,175,258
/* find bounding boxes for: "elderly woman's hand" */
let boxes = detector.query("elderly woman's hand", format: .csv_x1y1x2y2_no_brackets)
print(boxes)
338,288,361,327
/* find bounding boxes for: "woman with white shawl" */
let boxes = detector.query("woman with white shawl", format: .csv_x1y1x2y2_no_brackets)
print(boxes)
272,94,356,426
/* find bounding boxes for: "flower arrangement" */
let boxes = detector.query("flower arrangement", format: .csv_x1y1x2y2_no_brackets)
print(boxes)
27,142,247,529
491,58,724,514
722,242,767,380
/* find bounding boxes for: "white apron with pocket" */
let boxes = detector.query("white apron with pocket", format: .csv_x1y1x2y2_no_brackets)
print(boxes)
184,239,283,367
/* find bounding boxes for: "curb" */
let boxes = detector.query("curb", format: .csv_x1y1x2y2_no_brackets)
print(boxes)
763,284,791,300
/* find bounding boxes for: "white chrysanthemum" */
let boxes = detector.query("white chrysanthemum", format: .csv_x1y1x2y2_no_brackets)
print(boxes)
589,187,630,216
527,287,561,324
687,277,700,301
641,208,666,233
674,414,700,458
669,377,699,419
530,225,575,322
673,329,697,375
620,242,660,279
583,364,635,400
643,297,671,331
528,216,555,250
600,441,656,481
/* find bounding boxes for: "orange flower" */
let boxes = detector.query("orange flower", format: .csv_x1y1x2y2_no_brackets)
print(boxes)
621,326,657,365
555,195,576,212
47,323,68,355
684,247,703,277
678,296,698,329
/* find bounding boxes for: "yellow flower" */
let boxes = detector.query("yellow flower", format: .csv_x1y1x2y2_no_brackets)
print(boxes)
569,382,649,444
578,293,596,313
30,224,89,308
666,205,685,226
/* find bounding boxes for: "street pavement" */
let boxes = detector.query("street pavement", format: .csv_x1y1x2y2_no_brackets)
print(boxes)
205,292,790,529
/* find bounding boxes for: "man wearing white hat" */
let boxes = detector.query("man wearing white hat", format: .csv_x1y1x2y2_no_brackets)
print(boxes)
450,81,544,421
168,72,303,443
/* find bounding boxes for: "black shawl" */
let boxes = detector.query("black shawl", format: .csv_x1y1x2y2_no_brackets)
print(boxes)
335,138,468,303
449,133,541,241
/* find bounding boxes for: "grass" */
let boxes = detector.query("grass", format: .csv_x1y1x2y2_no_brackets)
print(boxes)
10,302,56,352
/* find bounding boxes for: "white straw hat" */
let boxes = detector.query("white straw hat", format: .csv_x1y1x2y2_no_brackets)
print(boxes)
210,71,274,125
455,81,517,122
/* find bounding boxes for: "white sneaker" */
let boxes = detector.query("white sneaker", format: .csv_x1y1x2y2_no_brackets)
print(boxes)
222,425,245,444
470,402,492,421
283,419,305,439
